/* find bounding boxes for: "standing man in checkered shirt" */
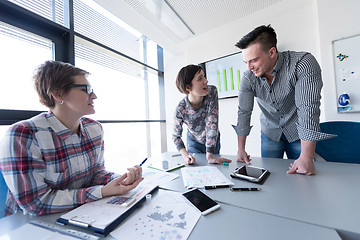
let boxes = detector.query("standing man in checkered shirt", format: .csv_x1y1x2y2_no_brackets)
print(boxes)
232,25,334,175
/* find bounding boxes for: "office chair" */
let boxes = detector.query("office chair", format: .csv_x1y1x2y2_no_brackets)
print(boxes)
0,170,8,218
315,121,360,163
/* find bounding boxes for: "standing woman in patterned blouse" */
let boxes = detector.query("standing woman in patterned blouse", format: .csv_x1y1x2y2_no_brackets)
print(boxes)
172,64,231,165
0,61,143,216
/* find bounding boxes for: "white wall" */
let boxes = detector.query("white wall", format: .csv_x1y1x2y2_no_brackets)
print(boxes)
316,0,360,122
164,0,321,157
96,0,360,157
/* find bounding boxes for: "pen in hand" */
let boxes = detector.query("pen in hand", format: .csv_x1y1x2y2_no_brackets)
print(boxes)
139,158,148,167
188,153,195,164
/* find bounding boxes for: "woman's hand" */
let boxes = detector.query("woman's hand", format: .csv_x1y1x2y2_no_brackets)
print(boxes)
123,165,143,185
180,148,196,165
206,152,232,164
101,166,143,198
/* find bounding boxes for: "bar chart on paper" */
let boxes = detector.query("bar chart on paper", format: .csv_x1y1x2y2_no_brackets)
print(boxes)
205,52,247,99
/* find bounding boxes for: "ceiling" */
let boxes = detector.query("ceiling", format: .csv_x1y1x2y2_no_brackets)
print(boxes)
123,0,283,41
95,0,287,53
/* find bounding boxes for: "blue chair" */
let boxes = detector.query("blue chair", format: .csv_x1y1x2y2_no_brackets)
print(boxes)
0,170,8,218
315,121,360,163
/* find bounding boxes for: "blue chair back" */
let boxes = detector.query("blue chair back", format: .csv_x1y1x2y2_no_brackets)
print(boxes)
315,121,360,163
0,170,8,218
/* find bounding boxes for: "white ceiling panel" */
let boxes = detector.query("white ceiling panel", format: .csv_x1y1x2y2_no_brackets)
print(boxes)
96,0,286,52
124,0,283,41
167,0,283,34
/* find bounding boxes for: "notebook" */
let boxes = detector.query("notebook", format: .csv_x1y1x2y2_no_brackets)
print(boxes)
57,183,159,237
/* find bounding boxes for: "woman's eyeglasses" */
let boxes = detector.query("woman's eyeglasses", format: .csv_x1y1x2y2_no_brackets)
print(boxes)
66,84,94,95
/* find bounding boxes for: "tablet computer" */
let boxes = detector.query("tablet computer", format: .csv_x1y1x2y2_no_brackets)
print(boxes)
230,165,269,183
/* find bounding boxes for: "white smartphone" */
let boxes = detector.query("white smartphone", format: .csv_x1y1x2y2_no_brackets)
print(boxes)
182,188,220,215
230,165,269,183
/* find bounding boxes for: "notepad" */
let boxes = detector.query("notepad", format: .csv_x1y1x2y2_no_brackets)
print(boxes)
57,183,159,237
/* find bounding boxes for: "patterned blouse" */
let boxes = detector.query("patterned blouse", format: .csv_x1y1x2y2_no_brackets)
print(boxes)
172,85,219,153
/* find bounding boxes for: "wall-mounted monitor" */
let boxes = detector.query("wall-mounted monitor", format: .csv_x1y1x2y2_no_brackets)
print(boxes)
202,52,247,99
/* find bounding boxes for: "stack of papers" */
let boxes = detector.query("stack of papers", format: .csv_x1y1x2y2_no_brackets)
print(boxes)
181,166,234,188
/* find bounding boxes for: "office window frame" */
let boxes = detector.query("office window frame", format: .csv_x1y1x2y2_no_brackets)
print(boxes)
0,0,167,154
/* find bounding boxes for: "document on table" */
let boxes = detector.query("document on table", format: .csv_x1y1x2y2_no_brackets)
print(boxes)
142,167,179,184
110,189,201,240
181,166,234,188
57,168,178,235
58,182,158,230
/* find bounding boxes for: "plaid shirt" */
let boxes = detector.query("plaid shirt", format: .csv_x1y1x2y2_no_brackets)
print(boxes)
0,111,117,216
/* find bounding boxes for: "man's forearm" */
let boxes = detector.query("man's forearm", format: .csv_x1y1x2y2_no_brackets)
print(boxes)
300,140,316,161
238,135,247,152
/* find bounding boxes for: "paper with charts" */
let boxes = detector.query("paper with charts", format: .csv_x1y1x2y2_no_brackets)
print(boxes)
58,182,158,229
58,169,176,229
181,166,234,188
111,189,201,240
142,167,179,184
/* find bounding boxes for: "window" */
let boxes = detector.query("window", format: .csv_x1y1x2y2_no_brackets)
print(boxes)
75,37,161,121
0,0,166,174
73,0,159,69
0,22,52,141
0,126,9,142
100,123,162,174
75,39,146,120
0,22,53,111
8,0,69,28
0,22,53,144
75,39,163,173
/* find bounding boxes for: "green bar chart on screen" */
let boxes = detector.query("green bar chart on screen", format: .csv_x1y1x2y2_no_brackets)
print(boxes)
223,70,228,91
217,70,221,92
230,67,234,90
204,52,246,99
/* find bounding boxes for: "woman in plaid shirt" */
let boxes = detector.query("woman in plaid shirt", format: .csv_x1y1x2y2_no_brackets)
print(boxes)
0,61,143,216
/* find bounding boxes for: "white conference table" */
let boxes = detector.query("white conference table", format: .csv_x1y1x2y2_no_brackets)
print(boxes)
0,189,340,240
1,152,359,239
157,152,360,239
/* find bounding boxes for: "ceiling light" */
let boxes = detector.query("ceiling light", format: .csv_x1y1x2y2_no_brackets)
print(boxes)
139,0,194,40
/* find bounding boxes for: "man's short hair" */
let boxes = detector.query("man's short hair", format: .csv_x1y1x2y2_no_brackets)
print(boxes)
235,24,277,51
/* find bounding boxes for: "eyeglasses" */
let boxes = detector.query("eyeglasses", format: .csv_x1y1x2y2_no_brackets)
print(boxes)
66,84,94,95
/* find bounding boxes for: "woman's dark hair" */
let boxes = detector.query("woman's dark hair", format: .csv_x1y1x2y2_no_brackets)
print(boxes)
176,64,203,94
